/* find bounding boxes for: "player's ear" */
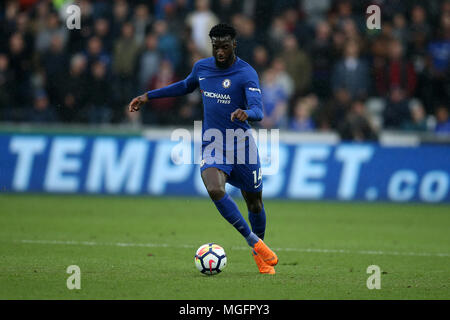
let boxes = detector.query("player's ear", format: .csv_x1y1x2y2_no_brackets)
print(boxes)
233,39,237,49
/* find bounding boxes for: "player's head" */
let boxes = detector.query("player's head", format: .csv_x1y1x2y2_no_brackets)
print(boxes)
209,23,237,68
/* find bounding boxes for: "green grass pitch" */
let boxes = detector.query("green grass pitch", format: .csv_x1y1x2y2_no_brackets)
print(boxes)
0,194,449,300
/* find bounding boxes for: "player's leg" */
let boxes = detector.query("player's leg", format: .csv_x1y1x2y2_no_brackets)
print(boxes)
201,167,259,247
228,163,278,267
241,190,266,240
241,190,276,274
201,166,227,201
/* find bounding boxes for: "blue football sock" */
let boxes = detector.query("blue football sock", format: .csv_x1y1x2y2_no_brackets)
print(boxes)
213,193,258,247
245,232,260,247
248,204,266,240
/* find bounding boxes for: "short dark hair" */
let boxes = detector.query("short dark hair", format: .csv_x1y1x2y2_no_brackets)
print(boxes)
209,23,237,39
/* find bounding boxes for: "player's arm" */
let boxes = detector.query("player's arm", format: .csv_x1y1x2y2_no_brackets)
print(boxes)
230,69,264,122
129,65,199,112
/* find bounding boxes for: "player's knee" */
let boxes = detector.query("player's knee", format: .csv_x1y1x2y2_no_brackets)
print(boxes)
206,186,226,201
248,201,263,214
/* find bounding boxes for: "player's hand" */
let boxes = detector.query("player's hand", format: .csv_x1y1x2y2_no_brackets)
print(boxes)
230,108,248,122
128,94,148,112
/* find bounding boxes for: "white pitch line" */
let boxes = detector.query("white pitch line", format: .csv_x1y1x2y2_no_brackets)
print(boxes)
15,239,450,258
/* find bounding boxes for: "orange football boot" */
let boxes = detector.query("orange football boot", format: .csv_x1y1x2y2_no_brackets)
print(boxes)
252,250,275,274
253,239,278,266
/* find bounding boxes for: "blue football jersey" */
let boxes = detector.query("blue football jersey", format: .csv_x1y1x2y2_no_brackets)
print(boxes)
147,56,263,153
146,56,264,190
191,57,263,136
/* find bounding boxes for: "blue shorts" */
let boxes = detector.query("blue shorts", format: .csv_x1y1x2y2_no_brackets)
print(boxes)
200,160,263,193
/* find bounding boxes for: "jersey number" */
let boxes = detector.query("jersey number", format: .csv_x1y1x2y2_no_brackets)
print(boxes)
252,168,263,185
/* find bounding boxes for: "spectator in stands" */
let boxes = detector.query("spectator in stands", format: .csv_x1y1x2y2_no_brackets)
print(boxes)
331,39,370,100
235,15,258,65
176,52,204,125
375,38,417,98
85,61,112,124
408,4,431,43
287,8,313,51
240,0,273,35
268,15,288,54
138,33,161,93
280,8,298,35
273,1,298,17
143,59,179,125
289,95,317,132
153,0,177,20
78,0,95,30
211,0,242,25
165,0,193,32
408,5,431,113
0,53,15,120
325,87,352,130
252,45,270,76
260,67,288,129
186,0,219,57
93,17,113,53
340,18,364,49
153,19,182,69
133,4,152,47
15,12,34,58
302,0,331,27
112,22,140,119
402,100,428,132
271,57,294,100
90,0,111,20
383,86,411,129
111,0,130,39
330,28,346,62
338,99,377,141
335,0,358,27
381,0,407,21
8,32,32,109
280,34,311,97
113,22,140,78
64,1,93,54
57,54,88,122
29,90,57,123
392,13,408,47
84,36,111,71
35,11,67,54
2,1,19,41
309,20,333,98
426,12,450,108
41,33,68,108
435,105,450,134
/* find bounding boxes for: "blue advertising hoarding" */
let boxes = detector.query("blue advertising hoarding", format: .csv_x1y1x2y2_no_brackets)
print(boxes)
0,133,449,203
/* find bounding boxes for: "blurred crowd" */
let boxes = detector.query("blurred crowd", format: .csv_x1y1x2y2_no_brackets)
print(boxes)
1,0,450,140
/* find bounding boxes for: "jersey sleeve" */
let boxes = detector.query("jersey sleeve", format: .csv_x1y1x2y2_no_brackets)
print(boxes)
147,63,199,99
243,68,264,121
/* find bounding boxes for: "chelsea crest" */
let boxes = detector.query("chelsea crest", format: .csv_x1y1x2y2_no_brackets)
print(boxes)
222,79,231,88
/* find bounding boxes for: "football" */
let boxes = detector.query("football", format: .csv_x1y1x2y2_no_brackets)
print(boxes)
194,243,227,275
